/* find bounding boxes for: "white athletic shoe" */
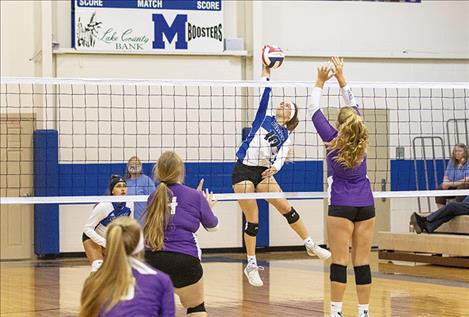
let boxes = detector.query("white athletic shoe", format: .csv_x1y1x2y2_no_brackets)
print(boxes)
244,263,264,287
359,311,369,317
305,243,331,260
330,312,344,317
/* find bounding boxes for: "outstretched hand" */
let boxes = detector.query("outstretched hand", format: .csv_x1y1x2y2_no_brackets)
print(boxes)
331,56,346,87
261,64,271,78
202,188,217,209
197,178,217,208
196,178,204,192
315,64,334,88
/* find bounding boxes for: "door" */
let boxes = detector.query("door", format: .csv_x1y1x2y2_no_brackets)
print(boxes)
0,113,35,259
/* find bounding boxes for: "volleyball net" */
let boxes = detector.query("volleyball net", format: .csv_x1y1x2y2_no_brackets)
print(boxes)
1,77,468,205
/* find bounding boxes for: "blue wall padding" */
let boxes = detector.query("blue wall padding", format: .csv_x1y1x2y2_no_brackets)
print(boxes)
34,130,59,256
391,159,447,191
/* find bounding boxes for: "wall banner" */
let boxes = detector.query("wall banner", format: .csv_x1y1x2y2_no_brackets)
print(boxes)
73,0,223,52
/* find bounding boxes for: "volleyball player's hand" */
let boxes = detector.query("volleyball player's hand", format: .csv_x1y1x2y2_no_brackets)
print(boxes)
202,188,217,208
331,56,346,88
315,65,334,89
196,178,204,192
262,64,271,78
261,167,277,179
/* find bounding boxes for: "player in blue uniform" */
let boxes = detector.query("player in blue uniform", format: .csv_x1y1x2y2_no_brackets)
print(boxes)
232,65,331,287
82,175,134,272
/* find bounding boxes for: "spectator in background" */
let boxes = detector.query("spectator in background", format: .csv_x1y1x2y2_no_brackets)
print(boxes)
126,156,156,224
435,144,469,208
411,195,469,234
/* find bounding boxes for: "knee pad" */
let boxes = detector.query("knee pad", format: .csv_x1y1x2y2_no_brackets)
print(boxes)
187,302,206,314
330,263,347,284
283,207,300,224
354,265,372,285
244,222,259,237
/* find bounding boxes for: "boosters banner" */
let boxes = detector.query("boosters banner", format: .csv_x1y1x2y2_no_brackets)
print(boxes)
73,0,223,52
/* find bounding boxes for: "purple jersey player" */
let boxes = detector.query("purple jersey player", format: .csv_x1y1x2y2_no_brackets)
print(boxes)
80,217,175,317
310,57,375,317
143,151,218,317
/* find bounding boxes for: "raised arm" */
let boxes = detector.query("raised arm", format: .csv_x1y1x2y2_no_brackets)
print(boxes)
199,189,219,232
332,56,359,109
250,66,273,132
309,65,337,143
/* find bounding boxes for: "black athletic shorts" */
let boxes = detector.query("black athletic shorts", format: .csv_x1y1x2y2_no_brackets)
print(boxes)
231,160,268,187
328,205,375,222
82,232,91,242
144,250,203,288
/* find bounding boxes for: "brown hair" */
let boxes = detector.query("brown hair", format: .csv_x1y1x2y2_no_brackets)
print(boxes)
144,151,185,251
285,102,299,132
451,143,468,166
326,107,368,168
80,217,141,317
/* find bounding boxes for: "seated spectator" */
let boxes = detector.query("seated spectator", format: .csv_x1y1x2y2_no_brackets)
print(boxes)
410,195,469,233
435,143,469,208
126,156,156,224
80,217,175,317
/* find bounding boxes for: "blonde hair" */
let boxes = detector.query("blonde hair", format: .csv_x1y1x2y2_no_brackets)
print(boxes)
144,151,185,251
80,217,141,317
326,107,368,168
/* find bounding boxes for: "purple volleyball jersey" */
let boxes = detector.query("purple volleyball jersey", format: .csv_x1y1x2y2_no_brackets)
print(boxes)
312,108,374,207
102,258,175,317
147,184,219,259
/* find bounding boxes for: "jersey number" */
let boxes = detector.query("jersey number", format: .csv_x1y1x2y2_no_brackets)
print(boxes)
264,131,280,147
170,197,178,215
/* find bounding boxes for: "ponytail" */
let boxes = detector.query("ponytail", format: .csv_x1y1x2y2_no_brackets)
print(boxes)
143,183,170,251
80,218,139,317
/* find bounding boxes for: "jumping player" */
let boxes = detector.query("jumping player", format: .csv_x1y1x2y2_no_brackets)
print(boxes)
310,57,374,317
232,64,331,287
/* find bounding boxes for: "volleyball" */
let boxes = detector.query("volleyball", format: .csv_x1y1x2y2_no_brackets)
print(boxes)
262,44,285,69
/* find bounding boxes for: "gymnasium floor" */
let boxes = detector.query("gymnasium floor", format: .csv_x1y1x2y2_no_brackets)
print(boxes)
1,251,468,317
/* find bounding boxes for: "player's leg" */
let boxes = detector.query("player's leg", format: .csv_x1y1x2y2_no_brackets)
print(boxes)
82,234,104,272
351,215,375,317
256,176,330,260
327,214,354,317
233,181,263,286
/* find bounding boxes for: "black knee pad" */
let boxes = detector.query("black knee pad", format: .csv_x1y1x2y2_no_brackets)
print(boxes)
330,263,347,284
187,302,206,314
244,222,259,237
283,207,300,224
354,265,372,285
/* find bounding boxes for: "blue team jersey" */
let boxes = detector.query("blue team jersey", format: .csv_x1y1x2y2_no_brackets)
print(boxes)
236,82,291,171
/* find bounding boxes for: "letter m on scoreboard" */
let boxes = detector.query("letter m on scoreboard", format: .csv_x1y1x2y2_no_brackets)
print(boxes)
152,14,188,49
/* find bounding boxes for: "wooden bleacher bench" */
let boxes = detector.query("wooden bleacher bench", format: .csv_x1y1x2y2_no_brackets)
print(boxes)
435,215,469,234
378,216,469,268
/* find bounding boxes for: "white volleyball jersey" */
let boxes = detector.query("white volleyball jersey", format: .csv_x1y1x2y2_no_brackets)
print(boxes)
83,201,133,247
236,79,291,171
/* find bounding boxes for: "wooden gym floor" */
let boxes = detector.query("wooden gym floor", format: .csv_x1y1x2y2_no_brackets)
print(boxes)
1,251,468,316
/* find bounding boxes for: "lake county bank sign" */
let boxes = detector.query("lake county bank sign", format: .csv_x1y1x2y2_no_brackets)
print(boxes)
73,0,223,52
